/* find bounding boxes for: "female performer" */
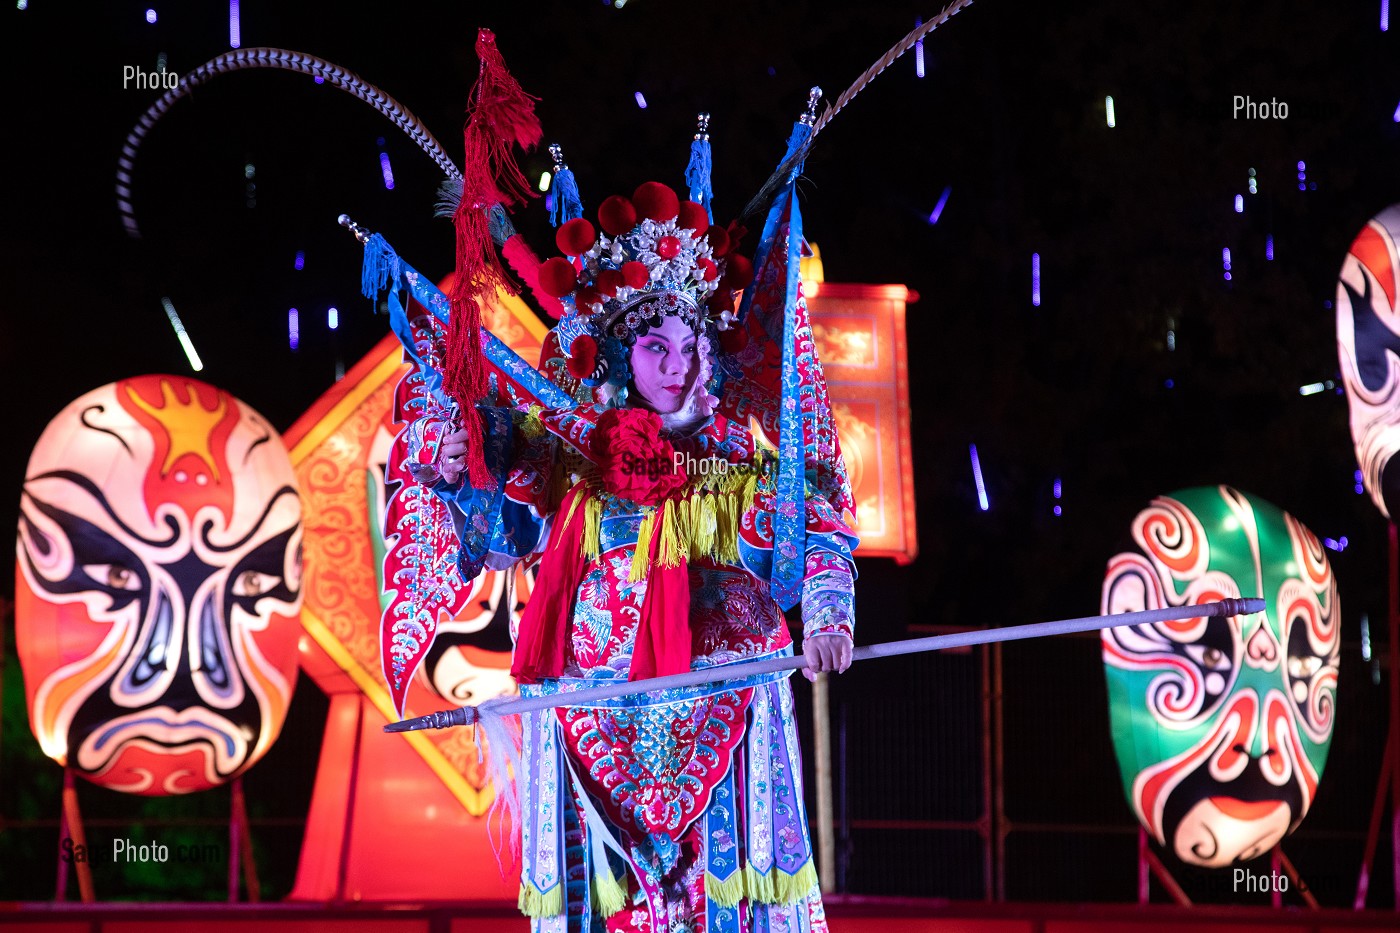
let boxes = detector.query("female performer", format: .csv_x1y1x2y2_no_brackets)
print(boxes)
426,178,857,933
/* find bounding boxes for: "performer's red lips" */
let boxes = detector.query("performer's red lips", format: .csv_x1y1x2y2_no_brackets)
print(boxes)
1209,797,1284,820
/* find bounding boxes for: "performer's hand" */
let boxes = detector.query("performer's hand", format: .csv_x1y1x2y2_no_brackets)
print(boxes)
438,426,471,485
801,633,853,682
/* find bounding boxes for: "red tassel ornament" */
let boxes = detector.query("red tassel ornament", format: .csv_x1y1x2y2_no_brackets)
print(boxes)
446,28,543,489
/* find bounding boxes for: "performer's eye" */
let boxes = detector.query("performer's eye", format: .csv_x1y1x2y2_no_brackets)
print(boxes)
683,343,696,356
82,563,142,592
232,570,279,598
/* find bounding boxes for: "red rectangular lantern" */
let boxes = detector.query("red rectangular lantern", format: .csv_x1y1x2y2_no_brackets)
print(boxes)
806,272,919,564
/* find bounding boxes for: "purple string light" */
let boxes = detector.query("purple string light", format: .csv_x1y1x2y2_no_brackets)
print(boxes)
1384,0,1391,31
1222,246,1232,281
1266,235,1275,261
328,306,339,331
1356,469,1366,495
294,250,305,271
1053,477,1062,516
1234,194,1243,213
288,308,299,350
928,185,952,225
229,0,240,49
634,91,648,109
970,444,989,511
146,8,157,23
379,152,395,190
915,18,925,78
1032,253,1041,307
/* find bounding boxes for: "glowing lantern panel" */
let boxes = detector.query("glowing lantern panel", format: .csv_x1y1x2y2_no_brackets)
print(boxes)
14,376,303,794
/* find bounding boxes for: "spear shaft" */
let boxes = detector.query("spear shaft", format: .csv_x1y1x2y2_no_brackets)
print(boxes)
384,598,1264,733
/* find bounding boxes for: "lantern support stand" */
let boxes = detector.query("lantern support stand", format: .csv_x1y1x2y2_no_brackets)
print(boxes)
1355,730,1394,907
228,776,260,902
56,768,94,903
1391,522,1400,911
1136,827,1190,905
1271,845,1317,909
1353,522,1400,910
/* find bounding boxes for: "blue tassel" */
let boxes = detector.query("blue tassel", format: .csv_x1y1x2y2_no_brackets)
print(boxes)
360,232,399,300
781,121,812,184
549,167,584,227
685,136,714,222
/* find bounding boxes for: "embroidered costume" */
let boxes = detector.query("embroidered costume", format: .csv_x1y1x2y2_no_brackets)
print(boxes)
374,29,858,933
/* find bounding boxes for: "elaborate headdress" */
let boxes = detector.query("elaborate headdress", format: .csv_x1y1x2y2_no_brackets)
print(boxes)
534,168,752,401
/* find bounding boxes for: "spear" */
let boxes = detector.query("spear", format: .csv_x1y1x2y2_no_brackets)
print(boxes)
384,598,1263,733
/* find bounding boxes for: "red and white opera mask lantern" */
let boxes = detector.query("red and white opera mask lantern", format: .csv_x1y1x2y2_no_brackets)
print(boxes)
15,376,303,794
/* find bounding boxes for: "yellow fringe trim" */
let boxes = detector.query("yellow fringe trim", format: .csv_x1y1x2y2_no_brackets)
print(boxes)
629,508,658,581
705,859,819,908
518,882,565,918
591,866,628,918
750,860,819,905
591,458,766,580
581,494,603,560
658,499,683,567
704,869,749,908
559,489,587,538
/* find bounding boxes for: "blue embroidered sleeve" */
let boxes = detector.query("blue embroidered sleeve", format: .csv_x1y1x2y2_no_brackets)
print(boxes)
799,490,857,642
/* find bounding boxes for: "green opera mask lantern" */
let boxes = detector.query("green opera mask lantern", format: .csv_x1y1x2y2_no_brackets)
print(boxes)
1101,486,1339,867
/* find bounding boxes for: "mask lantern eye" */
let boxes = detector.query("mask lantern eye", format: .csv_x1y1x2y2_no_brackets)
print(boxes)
232,570,278,598
82,563,143,592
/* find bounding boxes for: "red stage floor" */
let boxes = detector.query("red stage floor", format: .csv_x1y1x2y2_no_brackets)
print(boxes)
0,898,1397,933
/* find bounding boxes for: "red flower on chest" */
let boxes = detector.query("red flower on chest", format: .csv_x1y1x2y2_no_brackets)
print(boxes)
592,407,689,505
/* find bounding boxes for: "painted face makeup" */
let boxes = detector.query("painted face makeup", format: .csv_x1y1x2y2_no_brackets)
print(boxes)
628,314,699,414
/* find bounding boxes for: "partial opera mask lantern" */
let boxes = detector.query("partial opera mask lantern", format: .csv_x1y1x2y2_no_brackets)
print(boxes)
1337,203,1400,519
1100,486,1339,867
14,376,303,794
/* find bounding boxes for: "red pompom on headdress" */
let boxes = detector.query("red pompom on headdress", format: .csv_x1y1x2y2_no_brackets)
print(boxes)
556,217,596,256
566,334,598,379
446,28,542,488
621,260,650,289
598,196,638,236
722,253,754,290
677,200,709,235
595,267,624,298
706,225,731,257
632,182,680,222
538,256,578,299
